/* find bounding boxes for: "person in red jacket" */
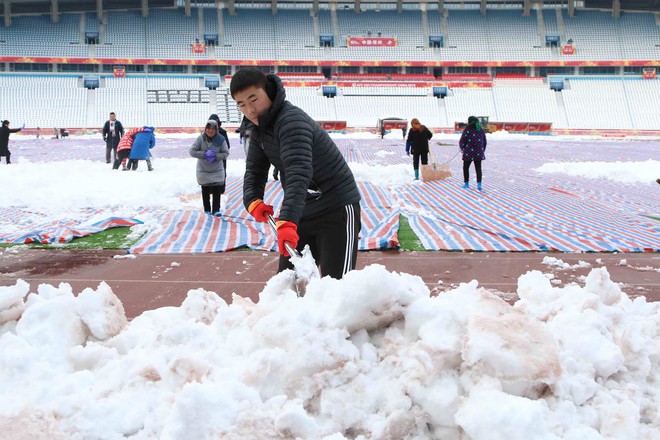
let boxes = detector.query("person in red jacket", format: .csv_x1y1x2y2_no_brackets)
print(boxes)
113,127,143,170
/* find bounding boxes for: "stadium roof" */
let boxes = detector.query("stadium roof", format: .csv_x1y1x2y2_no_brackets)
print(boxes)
1,0,658,18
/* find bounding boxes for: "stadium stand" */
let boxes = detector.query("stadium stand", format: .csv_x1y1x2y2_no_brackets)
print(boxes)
0,4,658,131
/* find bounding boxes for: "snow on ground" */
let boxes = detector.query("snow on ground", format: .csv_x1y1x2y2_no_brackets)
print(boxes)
0,133,659,438
0,263,658,439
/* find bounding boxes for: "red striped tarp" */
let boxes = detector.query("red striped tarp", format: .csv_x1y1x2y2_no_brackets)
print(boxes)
0,208,142,244
130,178,399,254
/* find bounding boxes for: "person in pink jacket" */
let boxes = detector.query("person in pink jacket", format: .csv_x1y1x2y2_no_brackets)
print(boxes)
113,127,143,170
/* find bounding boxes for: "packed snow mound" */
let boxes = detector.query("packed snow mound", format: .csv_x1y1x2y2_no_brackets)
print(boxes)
0,265,658,439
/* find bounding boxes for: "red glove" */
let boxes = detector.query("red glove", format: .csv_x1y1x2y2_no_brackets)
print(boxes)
276,221,299,257
247,199,274,223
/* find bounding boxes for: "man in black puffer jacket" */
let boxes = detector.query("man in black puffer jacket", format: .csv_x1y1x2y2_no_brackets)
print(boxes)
231,68,361,279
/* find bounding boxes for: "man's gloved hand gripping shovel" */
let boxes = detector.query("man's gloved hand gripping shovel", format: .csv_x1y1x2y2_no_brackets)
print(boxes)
267,213,319,297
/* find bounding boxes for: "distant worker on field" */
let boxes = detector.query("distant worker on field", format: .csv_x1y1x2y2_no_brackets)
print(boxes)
405,118,433,180
207,114,230,188
128,126,156,171
0,120,24,164
102,112,124,164
114,127,142,170
459,116,487,191
190,119,229,216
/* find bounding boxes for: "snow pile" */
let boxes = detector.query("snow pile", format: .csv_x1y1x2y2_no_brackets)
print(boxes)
542,256,592,270
0,265,658,439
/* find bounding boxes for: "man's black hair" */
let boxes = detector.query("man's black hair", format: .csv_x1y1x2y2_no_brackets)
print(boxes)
229,67,277,101
230,68,268,99
110,112,116,115
2,120,9,126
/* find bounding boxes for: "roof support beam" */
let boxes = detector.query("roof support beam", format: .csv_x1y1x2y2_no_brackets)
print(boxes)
51,0,59,23
612,0,620,19
4,0,10,27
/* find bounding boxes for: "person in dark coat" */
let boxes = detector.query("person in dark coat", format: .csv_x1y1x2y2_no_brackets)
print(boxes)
189,120,229,216
102,112,124,164
0,120,24,164
405,118,433,180
128,126,156,171
231,68,361,280
208,114,230,149
459,116,488,191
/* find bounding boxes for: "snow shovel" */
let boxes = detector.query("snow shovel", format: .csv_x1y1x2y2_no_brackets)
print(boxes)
421,148,456,182
267,214,319,297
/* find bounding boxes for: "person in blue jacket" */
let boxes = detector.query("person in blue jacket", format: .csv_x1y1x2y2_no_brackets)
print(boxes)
127,126,156,171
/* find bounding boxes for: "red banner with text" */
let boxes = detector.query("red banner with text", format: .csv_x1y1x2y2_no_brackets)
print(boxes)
113,66,125,77
347,37,397,47
383,120,408,130
643,68,656,79
318,121,347,131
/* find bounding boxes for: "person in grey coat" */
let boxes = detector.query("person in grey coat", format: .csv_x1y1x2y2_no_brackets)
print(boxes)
231,68,361,280
189,120,229,216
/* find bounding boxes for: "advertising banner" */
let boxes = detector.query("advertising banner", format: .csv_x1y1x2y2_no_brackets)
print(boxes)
317,121,347,131
347,37,397,47
113,66,125,77
383,120,408,130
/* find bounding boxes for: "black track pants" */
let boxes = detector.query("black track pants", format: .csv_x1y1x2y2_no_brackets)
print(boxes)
463,160,482,183
278,202,361,280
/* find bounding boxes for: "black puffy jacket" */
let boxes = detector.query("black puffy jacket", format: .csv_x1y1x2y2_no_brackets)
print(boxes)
406,126,433,155
242,75,360,224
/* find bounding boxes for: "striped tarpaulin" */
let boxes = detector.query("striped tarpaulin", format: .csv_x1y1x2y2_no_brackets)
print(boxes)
398,141,659,252
3,137,657,254
130,178,399,254
0,208,142,244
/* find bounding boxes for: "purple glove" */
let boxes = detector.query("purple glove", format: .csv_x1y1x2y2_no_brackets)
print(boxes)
204,149,217,163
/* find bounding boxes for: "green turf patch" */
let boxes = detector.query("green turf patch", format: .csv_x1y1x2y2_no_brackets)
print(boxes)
2,227,140,250
1,218,425,252
398,215,425,251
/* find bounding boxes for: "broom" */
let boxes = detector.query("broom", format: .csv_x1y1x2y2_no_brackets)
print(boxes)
421,147,457,182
